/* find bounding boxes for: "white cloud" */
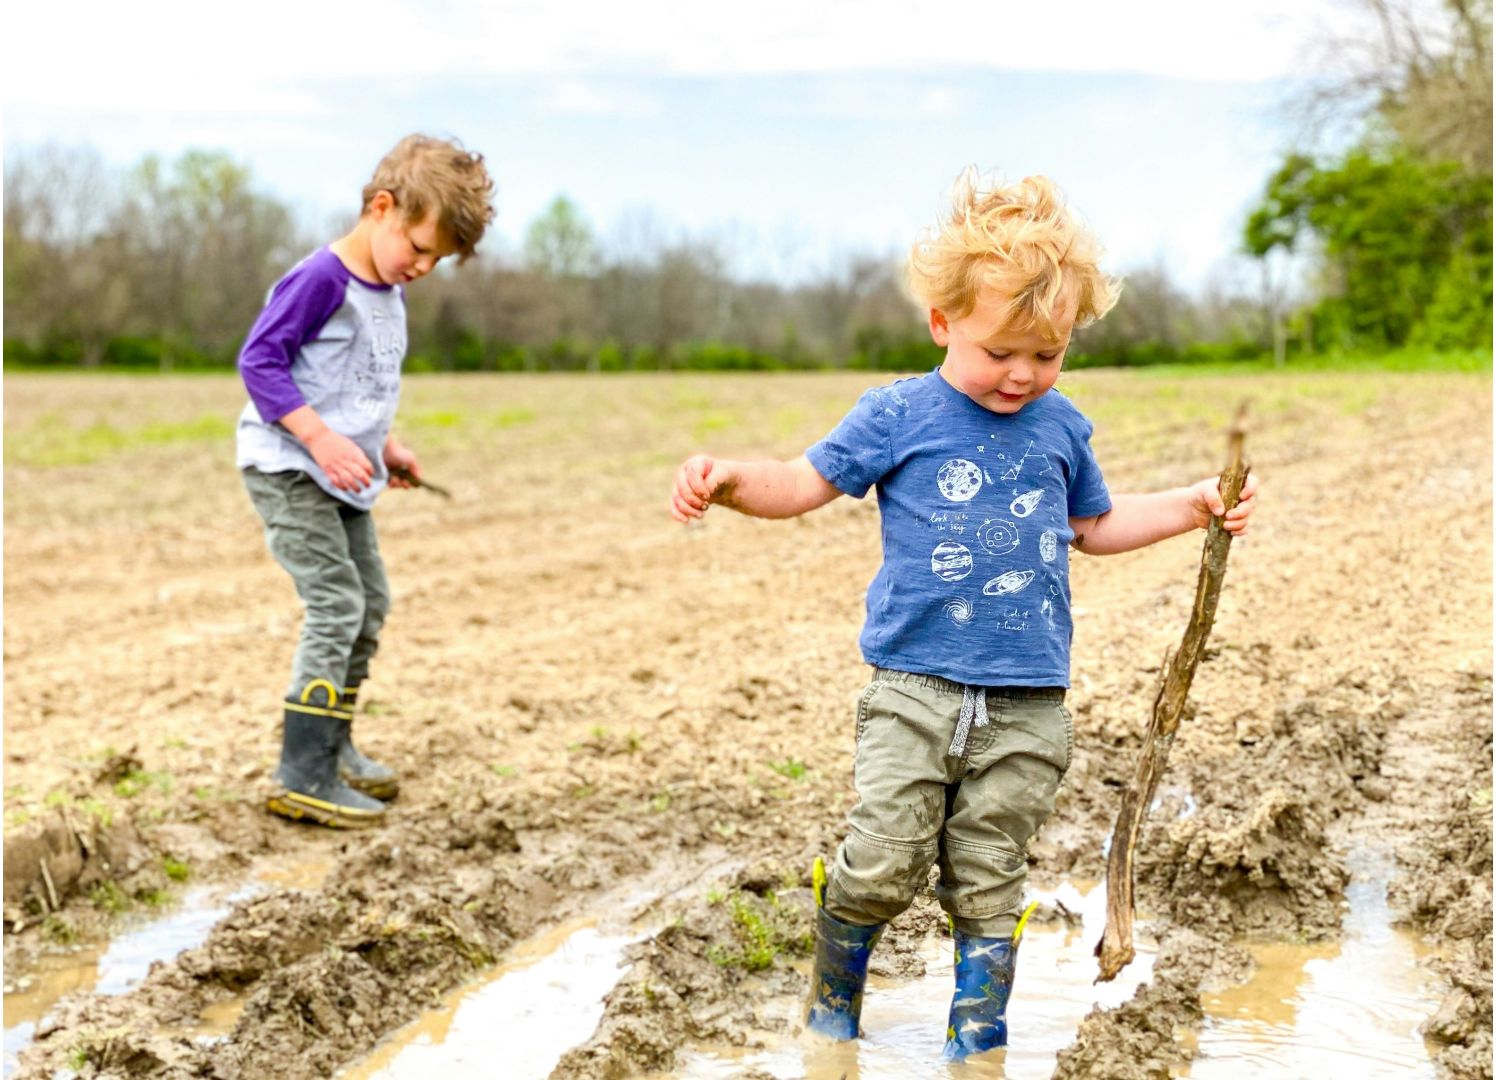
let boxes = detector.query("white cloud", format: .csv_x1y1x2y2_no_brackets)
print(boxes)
5,0,1360,118
542,80,655,115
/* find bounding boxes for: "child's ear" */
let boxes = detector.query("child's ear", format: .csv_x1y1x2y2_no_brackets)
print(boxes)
928,308,951,347
368,189,397,220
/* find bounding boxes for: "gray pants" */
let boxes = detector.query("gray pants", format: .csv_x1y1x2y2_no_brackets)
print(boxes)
825,669,1073,937
243,469,391,702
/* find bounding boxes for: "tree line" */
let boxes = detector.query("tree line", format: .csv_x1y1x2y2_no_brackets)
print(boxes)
4,0,1488,373
0,148,1270,374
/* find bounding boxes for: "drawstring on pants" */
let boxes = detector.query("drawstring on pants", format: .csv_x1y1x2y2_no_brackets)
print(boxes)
949,685,989,758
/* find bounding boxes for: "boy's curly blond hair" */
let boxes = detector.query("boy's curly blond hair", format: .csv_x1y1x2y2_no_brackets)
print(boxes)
363,134,496,262
908,168,1121,339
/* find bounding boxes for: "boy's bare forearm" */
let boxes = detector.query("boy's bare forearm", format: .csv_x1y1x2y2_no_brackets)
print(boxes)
713,457,840,519
1072,490,1196,556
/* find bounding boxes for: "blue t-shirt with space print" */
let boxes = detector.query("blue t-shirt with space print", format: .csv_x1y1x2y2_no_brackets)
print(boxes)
806,369,1111,687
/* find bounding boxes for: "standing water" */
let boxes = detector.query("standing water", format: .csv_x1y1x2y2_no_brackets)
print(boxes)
1186,847,1444,1078
662,878,1152,1080
340,919,641,1079
2,856,332,1078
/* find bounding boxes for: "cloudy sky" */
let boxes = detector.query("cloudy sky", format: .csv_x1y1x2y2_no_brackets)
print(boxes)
5,0,1361,286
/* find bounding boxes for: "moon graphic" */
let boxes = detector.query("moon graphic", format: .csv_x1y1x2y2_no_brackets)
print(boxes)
976,518,1020,556
936,459,983,502
1010,489,1044,518
1039,529,1058,563
943,598,975,625
930,541,974,582
982,569,1036,596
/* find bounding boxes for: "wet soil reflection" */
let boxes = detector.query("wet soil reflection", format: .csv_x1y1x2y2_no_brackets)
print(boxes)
2,855,332,1078
1187,847,1443,1078
666,878,1152,1080
339,919,639,1079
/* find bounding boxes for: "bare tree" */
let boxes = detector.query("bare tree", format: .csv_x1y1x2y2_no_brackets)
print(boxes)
1298,0,1492,170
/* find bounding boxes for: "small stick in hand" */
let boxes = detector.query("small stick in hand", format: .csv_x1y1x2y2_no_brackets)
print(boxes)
388,464,453,499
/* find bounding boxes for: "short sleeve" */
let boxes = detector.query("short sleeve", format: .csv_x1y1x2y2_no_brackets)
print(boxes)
805,387,897,498
1066,415,1112,518
237,252,348,424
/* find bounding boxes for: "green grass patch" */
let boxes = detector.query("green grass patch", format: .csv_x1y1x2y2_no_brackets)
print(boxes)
113,770,173,799
706,890,813,972
1121,347,1491,377
691,410,739,440
87,880,130,914
162,855,191,882
487,406,536,428
7,413,234,467
768,758,808,781
41,913,78,944
406,408,466,428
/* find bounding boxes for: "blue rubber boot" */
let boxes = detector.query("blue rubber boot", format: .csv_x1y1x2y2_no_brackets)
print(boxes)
942,929,1019,1060
805,856,884,1040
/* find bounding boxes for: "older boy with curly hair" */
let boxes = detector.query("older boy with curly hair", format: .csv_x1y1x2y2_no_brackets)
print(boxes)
238,134,494,828
670,169,1258,1060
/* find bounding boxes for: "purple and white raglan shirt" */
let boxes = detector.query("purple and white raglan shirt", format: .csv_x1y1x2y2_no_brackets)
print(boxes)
235,248,406,511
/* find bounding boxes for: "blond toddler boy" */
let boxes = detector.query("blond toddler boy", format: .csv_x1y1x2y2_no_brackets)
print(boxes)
670,169,1258,1060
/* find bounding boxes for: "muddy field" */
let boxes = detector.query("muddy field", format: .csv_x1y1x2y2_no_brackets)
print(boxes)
4,369,1491,1079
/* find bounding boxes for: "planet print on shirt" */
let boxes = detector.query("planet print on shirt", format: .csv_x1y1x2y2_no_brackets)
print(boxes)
1039,529,1059,563
982,569,1036,596
930,541,974,581
936,459,983,502
976,518,1020,556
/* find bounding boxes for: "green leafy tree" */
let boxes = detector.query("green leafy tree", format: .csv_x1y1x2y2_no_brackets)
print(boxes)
523,196,597,279
1245,150,1491,348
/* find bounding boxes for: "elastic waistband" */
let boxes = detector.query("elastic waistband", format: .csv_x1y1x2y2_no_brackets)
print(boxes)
872,667,1066,702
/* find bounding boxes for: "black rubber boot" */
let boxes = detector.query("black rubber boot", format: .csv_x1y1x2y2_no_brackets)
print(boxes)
337,684,400,800
267,681,386,828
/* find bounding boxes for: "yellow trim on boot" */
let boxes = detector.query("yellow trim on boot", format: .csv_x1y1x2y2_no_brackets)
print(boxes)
284,701,353,720
812,855,827,909
267,789,384,829
1012,900,1040,945
299,679,339,706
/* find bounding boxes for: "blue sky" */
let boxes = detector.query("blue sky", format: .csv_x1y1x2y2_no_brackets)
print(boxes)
4,0,1359,289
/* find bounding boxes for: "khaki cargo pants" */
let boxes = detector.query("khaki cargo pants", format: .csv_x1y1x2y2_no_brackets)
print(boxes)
824,668,1073,937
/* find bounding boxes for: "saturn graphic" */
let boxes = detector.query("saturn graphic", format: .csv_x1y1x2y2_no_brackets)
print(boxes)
982,569,1036,596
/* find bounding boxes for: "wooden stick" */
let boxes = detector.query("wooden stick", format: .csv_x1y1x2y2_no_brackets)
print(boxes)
388,464,453,499
1094,405,1251,982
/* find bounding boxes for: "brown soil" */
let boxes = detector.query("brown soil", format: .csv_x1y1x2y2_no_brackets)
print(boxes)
3,371,1491,1079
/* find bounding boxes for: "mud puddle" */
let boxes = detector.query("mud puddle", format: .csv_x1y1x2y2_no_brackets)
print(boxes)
2,855,331,1077
661,878,1155,1079
1186,848,1444,1078
340,918,643,1079
339,849,737,1079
